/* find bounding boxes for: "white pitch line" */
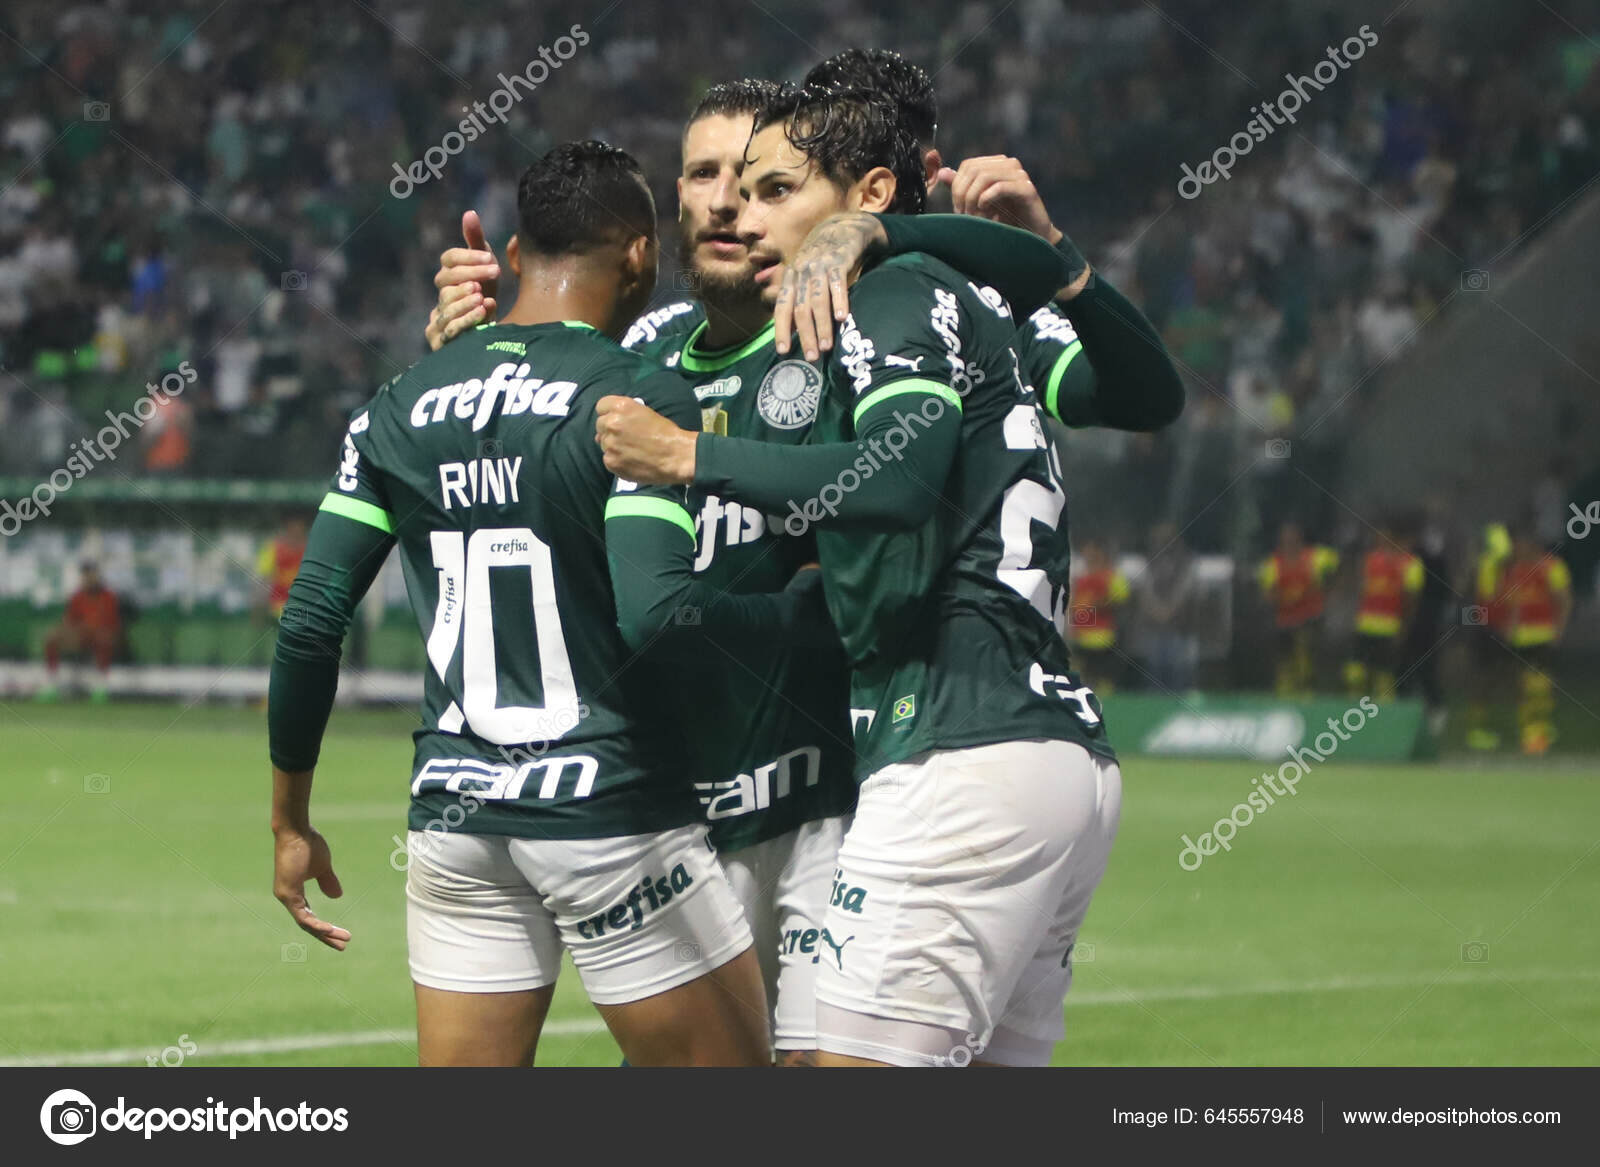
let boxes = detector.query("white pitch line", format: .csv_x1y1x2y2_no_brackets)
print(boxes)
0,1018,602,1068
7,967,1597,1067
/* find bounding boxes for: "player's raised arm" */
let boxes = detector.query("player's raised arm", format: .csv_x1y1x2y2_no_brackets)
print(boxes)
424,210,501,351
267,412,397,950
774,210,1073,359
938,155,1182,430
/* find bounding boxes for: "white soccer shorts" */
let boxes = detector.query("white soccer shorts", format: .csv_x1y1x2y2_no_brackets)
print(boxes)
813,739,1122,1067
720,813,850,1050
405,822,752,1006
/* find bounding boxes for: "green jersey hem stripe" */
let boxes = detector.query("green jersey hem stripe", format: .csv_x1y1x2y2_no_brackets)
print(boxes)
1044,339,1083,421
319,492,395,533
604,495,696,540
678,320,776,372
852,379,963,426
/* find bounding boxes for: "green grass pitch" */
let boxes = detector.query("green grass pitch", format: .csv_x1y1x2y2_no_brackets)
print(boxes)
2,701,1596,1066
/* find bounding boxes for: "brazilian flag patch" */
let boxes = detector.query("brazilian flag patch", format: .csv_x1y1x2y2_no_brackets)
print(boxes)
892,695,916,724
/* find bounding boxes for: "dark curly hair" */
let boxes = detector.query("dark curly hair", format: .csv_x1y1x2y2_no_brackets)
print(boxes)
685,78,783,133
804,48,937,147
516,140,655,257
752,84,927,215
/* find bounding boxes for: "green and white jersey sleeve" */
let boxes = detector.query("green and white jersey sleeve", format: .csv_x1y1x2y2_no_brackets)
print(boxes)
1018,303,1095,426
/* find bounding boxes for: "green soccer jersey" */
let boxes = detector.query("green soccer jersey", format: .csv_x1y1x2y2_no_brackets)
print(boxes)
623,305,857,851
739,253,1116,777
320,322,717,840
1018,303,1091,425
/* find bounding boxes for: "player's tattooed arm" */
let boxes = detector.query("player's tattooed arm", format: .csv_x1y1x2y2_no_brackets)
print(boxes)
776,209,1077,358
774,212,885,362
424,210,500,351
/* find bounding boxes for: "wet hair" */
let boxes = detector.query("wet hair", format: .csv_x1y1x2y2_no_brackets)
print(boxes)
752,84,926,215
685,78,783,133
804,48,937,146
516,140,655,257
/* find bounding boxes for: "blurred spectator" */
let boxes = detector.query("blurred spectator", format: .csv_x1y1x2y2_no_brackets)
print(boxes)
1131,522,1201,693
1069,539,1130,692
1258,521,1339,696
258,514,308,621
40,560,121,702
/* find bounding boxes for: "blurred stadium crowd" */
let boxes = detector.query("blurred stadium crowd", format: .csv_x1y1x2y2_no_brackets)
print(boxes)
1,1,1598,714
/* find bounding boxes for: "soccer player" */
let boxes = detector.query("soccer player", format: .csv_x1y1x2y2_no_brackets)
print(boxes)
1259,522,1338,696
1343,523,1423,701
267,141,820,1067
419,78,1074,1063
595,85,1125,1068
39,561,121,702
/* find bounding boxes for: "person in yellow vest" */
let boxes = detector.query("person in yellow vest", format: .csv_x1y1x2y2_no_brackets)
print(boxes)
1496,526,1572,755
1259,522,1339,697
1068,540,1130,692
258,516,308,621
1344,523,1424,701
1465,522,1513,751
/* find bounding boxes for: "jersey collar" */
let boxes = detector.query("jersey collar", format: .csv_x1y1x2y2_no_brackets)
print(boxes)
678,319,775,372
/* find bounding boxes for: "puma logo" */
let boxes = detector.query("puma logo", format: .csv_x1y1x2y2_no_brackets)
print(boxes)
883,354,924,372
820,928,854,970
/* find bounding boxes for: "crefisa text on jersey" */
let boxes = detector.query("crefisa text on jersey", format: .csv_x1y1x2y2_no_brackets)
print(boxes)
410,362,576,431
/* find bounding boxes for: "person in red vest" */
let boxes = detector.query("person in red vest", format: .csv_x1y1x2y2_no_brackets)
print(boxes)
258,515,309,621
1258,522,1339,696
1068,540,1130,692
1494,524,1572,755
1344,523,1424,700
40,561,122,702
